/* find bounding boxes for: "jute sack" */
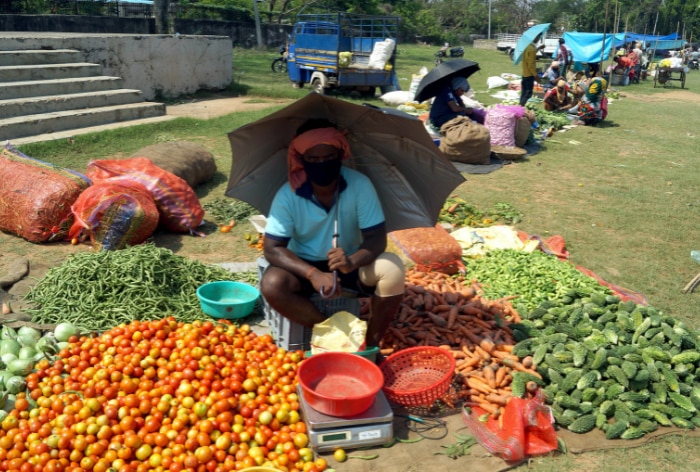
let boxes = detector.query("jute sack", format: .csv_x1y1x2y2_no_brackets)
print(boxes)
514,117,532,147
130,141,216,189
439,116,491,165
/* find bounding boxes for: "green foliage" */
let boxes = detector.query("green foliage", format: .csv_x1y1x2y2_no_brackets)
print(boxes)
177,2,253,22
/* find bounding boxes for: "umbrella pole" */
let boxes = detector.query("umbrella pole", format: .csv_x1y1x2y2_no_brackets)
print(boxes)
320,189,340,299
599,0,610,79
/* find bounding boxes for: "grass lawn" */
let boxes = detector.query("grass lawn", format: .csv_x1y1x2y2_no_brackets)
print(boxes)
8,43,700,472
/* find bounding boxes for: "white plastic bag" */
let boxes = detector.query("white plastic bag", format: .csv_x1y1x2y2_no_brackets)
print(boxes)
379,90,415,106
487,76,510,90
368,39,396,70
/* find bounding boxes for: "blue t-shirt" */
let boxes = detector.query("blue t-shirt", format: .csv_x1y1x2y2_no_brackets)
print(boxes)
265,167,385,261
429,86,466,128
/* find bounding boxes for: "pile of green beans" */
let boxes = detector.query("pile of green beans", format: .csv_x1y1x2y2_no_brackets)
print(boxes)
464,249,609,311
25,243,259,332
202,197,259,224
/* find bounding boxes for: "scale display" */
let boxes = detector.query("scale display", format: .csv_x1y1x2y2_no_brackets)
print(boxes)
298,386,394,452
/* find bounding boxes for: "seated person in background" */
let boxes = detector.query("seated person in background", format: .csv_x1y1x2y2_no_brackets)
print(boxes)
568,76,590,115
543,79,573,112
429,77,484,128
613,55,634,78
577,77,608,126
260,119,406,350
542,61,561,90
587,61,601,78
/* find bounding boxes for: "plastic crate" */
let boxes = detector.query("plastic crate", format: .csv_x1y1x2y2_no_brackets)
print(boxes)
257,257,361,351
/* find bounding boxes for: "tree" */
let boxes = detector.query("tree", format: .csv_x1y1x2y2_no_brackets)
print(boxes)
154,0,171,34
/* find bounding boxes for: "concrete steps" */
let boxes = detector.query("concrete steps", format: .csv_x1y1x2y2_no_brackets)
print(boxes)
0,48,165,141
0,90,150,119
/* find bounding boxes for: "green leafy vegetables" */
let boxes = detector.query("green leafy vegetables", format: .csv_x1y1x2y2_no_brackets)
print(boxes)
202,197,259,224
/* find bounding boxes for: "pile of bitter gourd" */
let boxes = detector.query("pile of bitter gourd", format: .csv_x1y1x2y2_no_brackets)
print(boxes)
510,287,700,439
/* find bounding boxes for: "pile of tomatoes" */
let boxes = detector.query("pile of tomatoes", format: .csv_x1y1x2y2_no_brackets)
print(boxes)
0,318,329,472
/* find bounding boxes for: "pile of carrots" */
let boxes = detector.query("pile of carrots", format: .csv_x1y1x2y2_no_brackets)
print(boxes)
370,269,542,418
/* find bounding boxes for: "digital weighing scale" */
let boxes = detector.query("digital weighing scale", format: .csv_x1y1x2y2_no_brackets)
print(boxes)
298,385,394,452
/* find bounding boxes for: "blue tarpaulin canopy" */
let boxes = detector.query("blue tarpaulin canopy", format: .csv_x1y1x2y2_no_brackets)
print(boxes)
624,32,686,50
561,31,688,64
562,32,626,63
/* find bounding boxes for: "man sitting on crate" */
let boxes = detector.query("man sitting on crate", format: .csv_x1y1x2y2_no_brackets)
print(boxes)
260,119,406,350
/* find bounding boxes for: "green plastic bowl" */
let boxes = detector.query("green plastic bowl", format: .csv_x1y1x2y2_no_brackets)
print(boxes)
196,281,259,319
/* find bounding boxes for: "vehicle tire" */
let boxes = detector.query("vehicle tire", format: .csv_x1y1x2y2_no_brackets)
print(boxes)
360,86,376,98
271,58,287,73
311,78,324,95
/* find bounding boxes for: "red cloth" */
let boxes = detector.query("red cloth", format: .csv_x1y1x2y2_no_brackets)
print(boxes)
287,128,350,190
616,56,633,69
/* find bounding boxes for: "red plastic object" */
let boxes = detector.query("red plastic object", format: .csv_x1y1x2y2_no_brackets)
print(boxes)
379,346,456,407
297,352,384,417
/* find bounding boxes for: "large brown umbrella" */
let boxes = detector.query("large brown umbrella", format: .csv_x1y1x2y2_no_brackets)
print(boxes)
226,93,465,232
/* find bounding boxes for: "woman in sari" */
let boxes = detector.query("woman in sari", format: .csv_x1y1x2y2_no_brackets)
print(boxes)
577,77,608,126
567,77,589,115
543,79,573,112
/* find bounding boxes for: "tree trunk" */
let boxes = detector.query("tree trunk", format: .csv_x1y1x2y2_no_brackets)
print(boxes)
154,0,171,34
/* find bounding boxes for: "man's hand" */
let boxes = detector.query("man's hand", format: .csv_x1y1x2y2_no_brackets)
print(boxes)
327,248,354,274
309,269,342,298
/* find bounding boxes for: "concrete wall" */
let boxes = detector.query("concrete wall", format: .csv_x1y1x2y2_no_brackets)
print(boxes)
0,33,233,100
473,39,499,51
0,15,292,48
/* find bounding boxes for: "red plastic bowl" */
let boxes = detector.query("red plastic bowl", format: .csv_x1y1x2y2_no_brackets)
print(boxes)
297,352,384,417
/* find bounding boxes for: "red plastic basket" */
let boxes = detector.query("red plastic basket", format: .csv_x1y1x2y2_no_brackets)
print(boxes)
379,346,456,407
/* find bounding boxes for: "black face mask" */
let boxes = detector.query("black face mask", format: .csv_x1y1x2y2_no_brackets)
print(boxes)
302,158,342,186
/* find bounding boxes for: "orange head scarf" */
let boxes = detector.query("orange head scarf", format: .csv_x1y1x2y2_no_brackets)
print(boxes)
287,127,351,190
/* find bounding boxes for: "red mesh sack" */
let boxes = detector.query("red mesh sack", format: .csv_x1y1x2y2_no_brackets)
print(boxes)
68,178,160,251
388,225,464,275
85,157,204,235
461,390,558,463
0,143,91,243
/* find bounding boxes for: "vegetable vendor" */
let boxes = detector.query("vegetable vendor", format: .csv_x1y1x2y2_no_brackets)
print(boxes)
542,61,562,91
429,76,485,129
567,76,589,115
260,119,406,351
612,55,635,83
577,77,608,126
543,79,573,112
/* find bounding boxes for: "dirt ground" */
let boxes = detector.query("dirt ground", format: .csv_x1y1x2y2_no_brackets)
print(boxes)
165,95,295,119
620,88,700,103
